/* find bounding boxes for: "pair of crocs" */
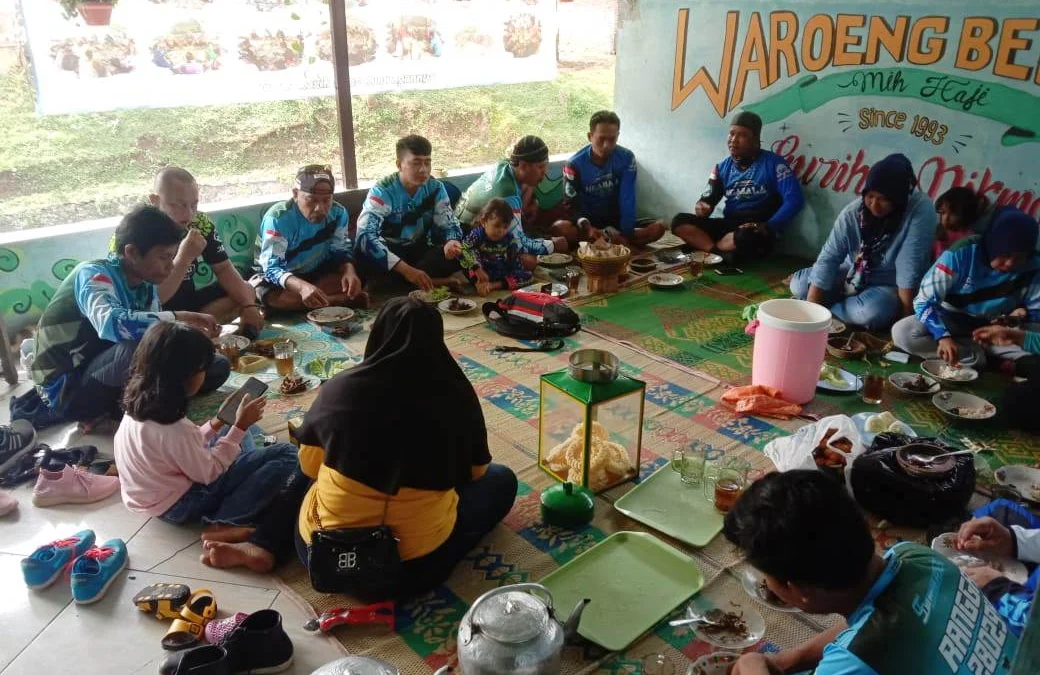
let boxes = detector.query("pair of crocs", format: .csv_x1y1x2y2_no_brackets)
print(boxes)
162,588,218,651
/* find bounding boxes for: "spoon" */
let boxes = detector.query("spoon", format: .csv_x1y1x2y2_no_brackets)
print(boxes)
668,609,726,629
910,448,976,464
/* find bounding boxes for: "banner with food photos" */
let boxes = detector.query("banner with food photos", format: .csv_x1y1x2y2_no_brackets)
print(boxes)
21,0,558,115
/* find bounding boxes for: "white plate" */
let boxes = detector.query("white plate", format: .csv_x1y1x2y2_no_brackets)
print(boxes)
740,567,799,613
437,297,478,315
408,288,452,304
931,533,1029,584
655,251,690,265
817,368,862,392
689,251,724,266
215,334,250,351
538,253,573,267
921,359,979,384
828,318,846,335
306,307,355,325
277,373,320,397
932,391,996,421
648,273,685,289
994,465,1040,504
521,282,568,298
689,600,766,650
851,412,917,447
686,652,742,675
888,372,941,396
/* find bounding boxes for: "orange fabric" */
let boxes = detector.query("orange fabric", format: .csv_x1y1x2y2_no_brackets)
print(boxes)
721,384,802,419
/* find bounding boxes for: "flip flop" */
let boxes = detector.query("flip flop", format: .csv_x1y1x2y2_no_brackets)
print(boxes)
162,588,217,651
133,583,191,620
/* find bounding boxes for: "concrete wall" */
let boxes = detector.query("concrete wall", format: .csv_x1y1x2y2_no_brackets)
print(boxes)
616,0,1040,256
0,161,564,334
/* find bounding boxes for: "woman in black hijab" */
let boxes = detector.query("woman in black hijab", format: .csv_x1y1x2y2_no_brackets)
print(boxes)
789,153,937,330
294,297,517,599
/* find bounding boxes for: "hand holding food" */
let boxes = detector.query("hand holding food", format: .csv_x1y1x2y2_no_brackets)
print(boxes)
973,325,1024,347
181,228,209,259
956,517,1015,558
936,337,959,366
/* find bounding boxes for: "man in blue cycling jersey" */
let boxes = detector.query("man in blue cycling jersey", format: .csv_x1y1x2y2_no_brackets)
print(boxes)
673,111,804,263
557,111,665,249
355,135,466,292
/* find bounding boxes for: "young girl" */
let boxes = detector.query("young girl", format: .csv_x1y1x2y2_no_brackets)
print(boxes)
460,198,532,295
933,187,993,258
114,321,306,572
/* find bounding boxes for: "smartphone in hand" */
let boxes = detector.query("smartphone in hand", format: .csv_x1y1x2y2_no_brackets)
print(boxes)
216,377,269,426
714,265,743,276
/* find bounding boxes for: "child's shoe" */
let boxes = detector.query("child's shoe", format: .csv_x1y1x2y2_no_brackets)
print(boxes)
70,538,128,604
32,465,120,506
21,529,96,589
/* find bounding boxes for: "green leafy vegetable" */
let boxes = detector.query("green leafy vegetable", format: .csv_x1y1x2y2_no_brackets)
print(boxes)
306,357,354,380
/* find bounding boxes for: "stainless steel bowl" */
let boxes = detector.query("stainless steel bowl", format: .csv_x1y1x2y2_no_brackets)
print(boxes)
568,349,620,382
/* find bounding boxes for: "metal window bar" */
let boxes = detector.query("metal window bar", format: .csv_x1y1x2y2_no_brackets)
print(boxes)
328,0,358,189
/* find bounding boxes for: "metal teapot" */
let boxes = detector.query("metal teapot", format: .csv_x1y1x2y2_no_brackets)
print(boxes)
455,583,589,675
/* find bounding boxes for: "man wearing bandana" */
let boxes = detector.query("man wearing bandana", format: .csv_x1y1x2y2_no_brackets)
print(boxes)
251,165,365,311
455,135,571,269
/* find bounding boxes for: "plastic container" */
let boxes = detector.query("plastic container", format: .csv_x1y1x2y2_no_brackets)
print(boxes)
747,299,832,404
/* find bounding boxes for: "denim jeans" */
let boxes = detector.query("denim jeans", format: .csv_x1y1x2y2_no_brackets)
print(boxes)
62,339,230,422
296,463,519,600
161,442,299,526
789,267,902,331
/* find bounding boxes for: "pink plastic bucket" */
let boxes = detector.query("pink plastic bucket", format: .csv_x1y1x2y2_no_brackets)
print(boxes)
748,299,832,404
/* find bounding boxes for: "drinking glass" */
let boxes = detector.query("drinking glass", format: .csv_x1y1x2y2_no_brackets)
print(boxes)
680,441,707,486
713,467,745,513
702,458,722,502
273,341,295,377
670,448,685,473
565,269,582,294
723,456,751,484
862,370,884,405
688,256,704,280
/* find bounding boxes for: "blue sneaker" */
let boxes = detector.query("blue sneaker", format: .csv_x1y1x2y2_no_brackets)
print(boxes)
21,529,95,589
71,538,128,604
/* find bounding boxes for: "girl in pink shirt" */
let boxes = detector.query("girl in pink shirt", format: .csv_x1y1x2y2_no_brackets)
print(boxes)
114,322,306,572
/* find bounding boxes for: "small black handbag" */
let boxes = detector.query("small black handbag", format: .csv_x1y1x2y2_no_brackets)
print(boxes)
307,478,401,598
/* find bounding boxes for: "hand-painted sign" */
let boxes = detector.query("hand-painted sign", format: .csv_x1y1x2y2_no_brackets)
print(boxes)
616,1,1040,251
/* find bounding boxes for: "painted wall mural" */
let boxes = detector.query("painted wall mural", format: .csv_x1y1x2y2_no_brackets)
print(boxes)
616,0,1040,254
0,208,263,334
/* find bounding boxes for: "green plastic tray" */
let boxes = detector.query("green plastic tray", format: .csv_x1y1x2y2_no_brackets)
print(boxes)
539,531,704,651
613,464,724,547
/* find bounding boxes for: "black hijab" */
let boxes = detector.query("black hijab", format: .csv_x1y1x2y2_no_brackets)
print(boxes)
297,297,491,494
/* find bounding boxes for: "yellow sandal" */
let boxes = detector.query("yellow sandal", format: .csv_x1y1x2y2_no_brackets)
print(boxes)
161,588,217,651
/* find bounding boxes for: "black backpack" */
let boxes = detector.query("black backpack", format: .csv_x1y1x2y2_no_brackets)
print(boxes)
482,291,581,340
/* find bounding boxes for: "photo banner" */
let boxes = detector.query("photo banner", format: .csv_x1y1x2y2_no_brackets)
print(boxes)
22,0,558,115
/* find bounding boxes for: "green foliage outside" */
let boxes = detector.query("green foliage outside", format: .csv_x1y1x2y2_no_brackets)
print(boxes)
0,61,614,231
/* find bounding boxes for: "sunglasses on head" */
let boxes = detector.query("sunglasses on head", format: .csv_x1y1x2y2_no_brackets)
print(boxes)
298,164,333,175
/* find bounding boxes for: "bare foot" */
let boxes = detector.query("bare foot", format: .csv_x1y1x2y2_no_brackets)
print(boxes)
201,524,255,543
200,540,275,573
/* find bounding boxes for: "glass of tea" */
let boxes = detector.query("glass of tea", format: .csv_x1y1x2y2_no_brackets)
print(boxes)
713,467,745,513
565,269,581,294
862,370,884,405
273,341,295,377
688,255,704,280
670,448,684,473
218,338,241,371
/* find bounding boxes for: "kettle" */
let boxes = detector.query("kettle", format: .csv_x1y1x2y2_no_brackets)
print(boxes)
456,583,589,675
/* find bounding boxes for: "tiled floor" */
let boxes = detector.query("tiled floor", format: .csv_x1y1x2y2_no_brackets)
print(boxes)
0,379,345,675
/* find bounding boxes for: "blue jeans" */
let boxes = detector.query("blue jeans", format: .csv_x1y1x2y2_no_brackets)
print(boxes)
789,267,901,331
161,442,299,526
63,340,230,422
296,463,518,600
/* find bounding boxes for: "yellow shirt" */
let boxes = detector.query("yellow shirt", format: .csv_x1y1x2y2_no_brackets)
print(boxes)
296,444,488,561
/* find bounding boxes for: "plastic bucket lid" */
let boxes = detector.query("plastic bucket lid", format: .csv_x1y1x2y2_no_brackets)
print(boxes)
756,299,832,333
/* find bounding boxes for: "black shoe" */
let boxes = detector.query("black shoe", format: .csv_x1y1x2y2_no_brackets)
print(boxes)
220,609,294,674
159,645,230,675
0,419,37,475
